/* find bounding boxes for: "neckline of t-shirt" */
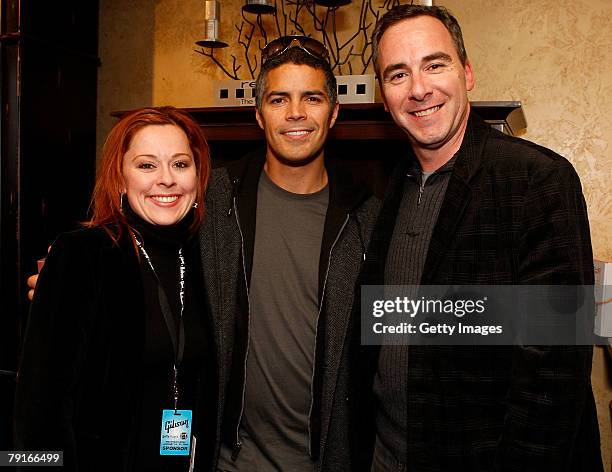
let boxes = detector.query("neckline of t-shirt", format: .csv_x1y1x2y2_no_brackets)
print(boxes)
259,169,330,201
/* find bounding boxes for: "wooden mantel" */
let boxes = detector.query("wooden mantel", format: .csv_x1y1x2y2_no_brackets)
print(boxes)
112,101,526,141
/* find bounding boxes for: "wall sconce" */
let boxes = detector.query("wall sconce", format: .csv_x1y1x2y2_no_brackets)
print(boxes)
195,0,422,80
242,0,276,14
195,0,228,49
314,0,352,6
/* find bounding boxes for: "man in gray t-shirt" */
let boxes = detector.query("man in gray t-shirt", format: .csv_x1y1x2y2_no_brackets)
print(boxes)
223,173,328,471
214,38,378,471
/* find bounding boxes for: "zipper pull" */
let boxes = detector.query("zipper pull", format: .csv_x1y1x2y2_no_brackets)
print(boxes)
231,441,242,460
228,177,240,216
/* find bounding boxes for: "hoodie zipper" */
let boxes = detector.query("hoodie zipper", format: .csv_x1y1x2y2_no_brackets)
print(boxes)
307,213,350,456
231,196,250,460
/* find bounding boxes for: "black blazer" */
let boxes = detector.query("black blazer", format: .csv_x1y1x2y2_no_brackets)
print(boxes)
14,226,215,471
356,113,602,471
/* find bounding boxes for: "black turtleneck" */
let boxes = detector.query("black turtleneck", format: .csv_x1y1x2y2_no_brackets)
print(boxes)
124,204,210,472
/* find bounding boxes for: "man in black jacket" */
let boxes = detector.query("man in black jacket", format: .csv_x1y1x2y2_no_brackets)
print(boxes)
359,4,603,471
200,38,379,472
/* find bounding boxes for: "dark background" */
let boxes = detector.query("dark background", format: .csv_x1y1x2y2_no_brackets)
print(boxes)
0,0,100,448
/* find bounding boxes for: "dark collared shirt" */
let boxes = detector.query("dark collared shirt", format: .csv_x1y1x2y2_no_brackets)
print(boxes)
374,155,456,464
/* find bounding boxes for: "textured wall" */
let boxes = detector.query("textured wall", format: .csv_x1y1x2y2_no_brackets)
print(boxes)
98,0,612,465
454,0,612,264
98,0,612,259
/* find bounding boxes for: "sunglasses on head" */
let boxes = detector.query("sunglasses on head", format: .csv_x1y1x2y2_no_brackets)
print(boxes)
261,35,330,64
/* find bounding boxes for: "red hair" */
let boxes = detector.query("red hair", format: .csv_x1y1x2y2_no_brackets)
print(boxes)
85,106,210,241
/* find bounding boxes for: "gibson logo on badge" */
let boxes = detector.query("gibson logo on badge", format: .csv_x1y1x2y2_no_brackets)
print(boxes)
165,418,189,433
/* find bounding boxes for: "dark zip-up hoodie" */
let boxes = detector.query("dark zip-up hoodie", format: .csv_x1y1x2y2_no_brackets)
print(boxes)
199,148,380,470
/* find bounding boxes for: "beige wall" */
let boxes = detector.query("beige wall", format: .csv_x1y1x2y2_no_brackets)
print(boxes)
99,0,612,259
98,0,612,466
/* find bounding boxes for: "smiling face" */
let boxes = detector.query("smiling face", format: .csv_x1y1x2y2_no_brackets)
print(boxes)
255,63,339,166
121,124,198,226
377,15,474,163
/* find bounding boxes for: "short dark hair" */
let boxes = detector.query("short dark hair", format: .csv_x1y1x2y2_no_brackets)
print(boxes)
255,47,337,110
372,5,468,77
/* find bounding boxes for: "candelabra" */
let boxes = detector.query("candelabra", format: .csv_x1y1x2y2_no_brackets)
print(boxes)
195,0,412,80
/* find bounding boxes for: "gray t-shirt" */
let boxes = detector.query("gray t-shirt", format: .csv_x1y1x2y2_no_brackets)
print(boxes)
218,171,329,472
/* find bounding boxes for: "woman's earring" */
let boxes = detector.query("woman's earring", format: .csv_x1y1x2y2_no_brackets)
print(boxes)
193,202,198,209
120,193,125,212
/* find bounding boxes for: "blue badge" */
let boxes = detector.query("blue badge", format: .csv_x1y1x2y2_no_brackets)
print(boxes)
160,409,192,456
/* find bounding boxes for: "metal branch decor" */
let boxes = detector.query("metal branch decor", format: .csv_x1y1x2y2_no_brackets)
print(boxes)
195,0,413,80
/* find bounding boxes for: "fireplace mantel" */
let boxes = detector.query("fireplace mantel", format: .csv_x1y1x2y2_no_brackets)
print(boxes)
112,101,526,141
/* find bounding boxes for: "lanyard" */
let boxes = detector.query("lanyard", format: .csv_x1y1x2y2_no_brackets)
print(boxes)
134,232,186,411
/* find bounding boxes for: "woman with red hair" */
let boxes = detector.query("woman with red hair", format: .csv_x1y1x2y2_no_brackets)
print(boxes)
15,107,216,471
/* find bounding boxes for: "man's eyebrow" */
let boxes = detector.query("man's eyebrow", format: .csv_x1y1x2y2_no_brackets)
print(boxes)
382,63,407,79
302,90,326,98
266,90,290,97
422,52,453,63
266,90,326,96
382,52,454,79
